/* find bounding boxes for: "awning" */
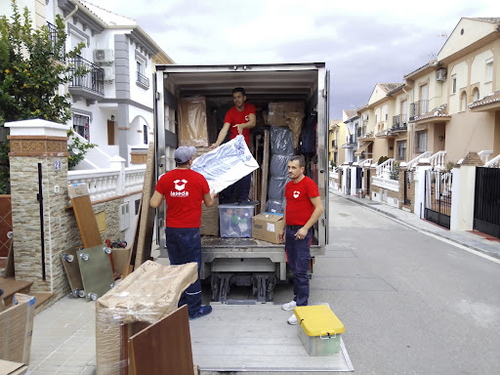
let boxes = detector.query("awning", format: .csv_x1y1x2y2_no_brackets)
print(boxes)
354,141,372,156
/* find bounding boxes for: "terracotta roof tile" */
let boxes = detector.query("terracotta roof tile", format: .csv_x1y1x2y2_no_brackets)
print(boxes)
413,104,451,122
469,90,500,109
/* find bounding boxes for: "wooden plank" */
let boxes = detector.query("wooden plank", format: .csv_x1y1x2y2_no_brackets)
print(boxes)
59,247,84,298
260,129,270,211
134,143,156,269
71,195,102,248
129,306,194,375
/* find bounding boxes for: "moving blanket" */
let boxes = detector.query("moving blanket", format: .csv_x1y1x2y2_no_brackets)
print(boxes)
191,135,259,194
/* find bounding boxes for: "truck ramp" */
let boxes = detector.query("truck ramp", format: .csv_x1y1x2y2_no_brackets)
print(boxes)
189,303,354,372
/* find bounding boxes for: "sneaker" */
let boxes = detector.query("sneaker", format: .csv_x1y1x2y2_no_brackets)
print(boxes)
189,305,212,320
238,198,259,206
282,300,297,311
287,313,298,325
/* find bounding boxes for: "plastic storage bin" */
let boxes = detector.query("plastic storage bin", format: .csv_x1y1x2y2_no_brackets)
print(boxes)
294,305,345,356
219,204,254,238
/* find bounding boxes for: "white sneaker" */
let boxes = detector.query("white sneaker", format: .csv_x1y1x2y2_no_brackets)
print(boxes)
287,313,298,325
282,300,297,311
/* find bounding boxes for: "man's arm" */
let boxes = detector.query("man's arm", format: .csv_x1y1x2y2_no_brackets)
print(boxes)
203,191,216,207
233,113,256,134
211,122,231,149
295,196,324,239
277,210,286,243
150,190,164,208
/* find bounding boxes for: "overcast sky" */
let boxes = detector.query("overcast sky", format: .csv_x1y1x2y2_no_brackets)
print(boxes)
101,0,498,119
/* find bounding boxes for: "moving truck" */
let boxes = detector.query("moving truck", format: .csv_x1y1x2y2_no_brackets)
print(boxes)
153,62,330,302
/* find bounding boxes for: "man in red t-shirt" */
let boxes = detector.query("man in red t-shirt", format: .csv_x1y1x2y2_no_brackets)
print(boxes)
150,146,215,319
210,87,258,205
277,155,324,325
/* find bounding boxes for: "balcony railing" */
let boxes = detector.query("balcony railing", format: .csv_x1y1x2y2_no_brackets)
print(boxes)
392,114,408,131
137,71,150,88
67,56,104,95
410,100,429,120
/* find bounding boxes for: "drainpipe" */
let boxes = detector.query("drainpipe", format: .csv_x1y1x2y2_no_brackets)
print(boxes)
63,3,78,22
403,85,413,161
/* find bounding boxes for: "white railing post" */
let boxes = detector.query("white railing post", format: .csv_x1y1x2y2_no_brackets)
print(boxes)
110,156,126,196
484,154,500,168
478,150,492,164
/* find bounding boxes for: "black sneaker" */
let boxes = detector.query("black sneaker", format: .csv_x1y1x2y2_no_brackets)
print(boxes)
238,198,259,206
189,305,213,320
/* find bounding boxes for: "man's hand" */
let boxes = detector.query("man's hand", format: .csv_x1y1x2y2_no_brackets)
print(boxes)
233,123,245,134
294,227,308,241
277,228,286,243
210,143,218,150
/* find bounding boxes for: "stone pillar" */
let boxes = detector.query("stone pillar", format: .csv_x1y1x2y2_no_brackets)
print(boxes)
6,119,77,297
450,152,483,231
413,158,432,219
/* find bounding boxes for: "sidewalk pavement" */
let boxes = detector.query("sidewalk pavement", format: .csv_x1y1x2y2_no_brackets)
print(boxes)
330,188,500,261
26,190,500,374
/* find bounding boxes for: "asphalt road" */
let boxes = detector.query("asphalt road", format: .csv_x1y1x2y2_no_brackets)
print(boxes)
205,193,500,375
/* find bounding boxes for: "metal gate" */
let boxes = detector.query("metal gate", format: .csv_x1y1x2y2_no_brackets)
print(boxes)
424,169,452,229
346,168,351,194
403,170,411,205
366,168,371,196
474,167,500,238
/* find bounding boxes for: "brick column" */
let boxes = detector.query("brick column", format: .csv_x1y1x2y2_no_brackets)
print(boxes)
6,119,77,297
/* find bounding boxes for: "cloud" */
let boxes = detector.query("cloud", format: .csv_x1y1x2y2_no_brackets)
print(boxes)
96,0,499,117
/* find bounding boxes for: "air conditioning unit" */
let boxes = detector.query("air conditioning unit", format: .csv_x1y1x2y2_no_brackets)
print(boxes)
94,49,114,64
436,68,447,82
102,66,115,81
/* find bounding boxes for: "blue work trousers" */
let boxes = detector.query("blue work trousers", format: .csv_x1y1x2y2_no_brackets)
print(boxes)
286,227,312,307
165,227,202,317
220,173,251,203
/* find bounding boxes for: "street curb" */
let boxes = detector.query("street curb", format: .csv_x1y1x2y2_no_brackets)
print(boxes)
331,189,500,261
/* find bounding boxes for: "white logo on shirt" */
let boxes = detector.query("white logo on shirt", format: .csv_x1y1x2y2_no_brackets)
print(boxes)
171,179,189,197
293,191,300,199
174,179,188,191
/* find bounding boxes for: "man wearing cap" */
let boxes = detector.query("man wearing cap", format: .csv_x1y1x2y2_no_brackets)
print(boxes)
277,155,324,325
210,87,258,205
150,146,215,319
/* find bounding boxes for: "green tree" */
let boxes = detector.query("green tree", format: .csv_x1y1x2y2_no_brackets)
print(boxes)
0,0,89,193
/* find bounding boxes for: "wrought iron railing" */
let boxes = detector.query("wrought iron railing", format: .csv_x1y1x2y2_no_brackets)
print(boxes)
410,100,429,119
67,56,104,95
137,71,150,88
392,114,408,130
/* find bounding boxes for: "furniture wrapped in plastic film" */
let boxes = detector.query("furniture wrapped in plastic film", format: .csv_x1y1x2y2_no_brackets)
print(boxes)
177,96,209,147
95,261,197,375
191,135,259,194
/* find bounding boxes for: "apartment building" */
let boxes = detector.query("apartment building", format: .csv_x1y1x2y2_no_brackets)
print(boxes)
329,119,343,166
342,110,358,164
43,0,174,167
405,17,499,165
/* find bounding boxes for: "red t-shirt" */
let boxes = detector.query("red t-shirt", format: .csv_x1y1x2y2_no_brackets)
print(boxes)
224,103,256,146
284,176,320,226
155,169,210,228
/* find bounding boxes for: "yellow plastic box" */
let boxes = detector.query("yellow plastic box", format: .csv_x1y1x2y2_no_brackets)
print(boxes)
294,305,345,356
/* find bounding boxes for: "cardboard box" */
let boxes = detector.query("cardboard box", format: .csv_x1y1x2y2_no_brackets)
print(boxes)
111,247,131,275
252,213,284,244
0,294,36,364
67,182,89,199
267,102,305,127
0,359,29,374
177,96,209,147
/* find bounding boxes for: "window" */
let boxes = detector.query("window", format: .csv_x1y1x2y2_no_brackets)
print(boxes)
416,131,427,153
420,84,428,114
397,141,407,160
136,56,149,88
486,58,493,82
460,91,467,111
73,114,90,141
143,125,148,144
452,74,457,94
401,100,407,124
473,88,480,102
